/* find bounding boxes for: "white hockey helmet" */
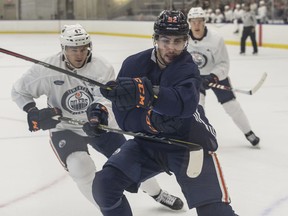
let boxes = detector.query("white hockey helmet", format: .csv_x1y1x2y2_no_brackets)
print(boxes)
207,8,213,14
60,24,92,69
60,24,91,49
187,7,206,20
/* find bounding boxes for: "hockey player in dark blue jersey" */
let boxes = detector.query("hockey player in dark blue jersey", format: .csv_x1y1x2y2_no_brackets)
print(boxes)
87,10,237,216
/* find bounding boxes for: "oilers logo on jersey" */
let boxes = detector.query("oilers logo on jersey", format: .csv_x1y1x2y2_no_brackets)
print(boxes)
189,50,207,69
61,86,93,115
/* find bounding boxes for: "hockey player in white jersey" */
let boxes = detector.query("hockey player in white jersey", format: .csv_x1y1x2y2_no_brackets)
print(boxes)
11,24,184,210
233,4,244,34
186,7,260,147
224,5,234,23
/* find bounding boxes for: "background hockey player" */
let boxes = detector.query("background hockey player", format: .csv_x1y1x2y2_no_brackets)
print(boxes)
90,10,238,216
186,7,260,147
11,24,184,211
232,4,244,34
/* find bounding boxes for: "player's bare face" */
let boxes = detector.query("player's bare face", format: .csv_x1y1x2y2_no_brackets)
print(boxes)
156,35,187,65
189,18,205,39
65,45,89,68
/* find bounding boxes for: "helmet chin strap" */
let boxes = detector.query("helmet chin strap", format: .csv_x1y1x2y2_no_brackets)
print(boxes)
153,39,167,68
62,51,74,71
184,40,189,50
154,47,167,69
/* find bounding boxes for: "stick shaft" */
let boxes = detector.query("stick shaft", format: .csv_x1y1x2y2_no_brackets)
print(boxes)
208,72,267,95
209,83,252,95
0,48,111,90
58,116,202,151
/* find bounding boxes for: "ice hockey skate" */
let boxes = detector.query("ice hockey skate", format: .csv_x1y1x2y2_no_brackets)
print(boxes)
245,131,260,147
152,190,184,210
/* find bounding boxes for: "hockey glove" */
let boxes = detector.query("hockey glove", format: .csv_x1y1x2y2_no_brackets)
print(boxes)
82,103,108,137
144,110,183,134
27,107,62,132
100,77,155,111
201,74,219,90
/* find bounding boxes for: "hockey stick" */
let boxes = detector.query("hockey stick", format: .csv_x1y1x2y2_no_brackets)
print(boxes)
59,116,204,178
208,72,267,95
0,48,111,90
57,116,202,151
0,48,161,99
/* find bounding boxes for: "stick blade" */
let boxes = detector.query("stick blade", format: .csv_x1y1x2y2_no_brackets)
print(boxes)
186,148,204,178
250,72,267,95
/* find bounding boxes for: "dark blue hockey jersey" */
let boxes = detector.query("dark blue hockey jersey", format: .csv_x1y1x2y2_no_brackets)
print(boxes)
113,48,218,152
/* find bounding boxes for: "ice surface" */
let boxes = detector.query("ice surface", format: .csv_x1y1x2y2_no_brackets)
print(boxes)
0,34,288,216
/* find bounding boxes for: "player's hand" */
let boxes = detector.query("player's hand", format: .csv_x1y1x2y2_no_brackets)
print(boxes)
144,110,183,134
82,103,108,137
201,74,219,90
100,77,155,111
27,107,62,132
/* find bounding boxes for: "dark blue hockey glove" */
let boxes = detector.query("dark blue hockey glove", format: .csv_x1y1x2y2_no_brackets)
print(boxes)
201,73,219,90
83,103,108,137
144,110,183,134
27,107,62,132
100,77,155,111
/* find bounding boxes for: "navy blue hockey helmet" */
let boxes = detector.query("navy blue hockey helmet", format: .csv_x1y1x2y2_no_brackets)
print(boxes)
154,10,189,36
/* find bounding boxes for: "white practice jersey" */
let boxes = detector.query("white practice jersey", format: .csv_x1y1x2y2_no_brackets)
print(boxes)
187,28,229,81
11,52,118,136
233,9,244,20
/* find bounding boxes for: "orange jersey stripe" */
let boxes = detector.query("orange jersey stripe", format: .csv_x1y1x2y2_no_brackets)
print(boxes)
210,152,231,203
